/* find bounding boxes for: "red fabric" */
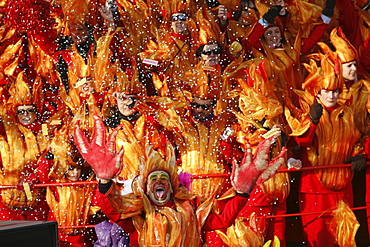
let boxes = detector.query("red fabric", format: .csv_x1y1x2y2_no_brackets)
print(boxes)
99,192,136,233
37,155,60,202
367,166,370,239
295,123,317,147
32,33,58,56
300,23,328,55
171,32,191,43
21,120,42,134
337,0,362,50
203,230,228,247
295,106,354,245
360,34,370,71
246,20,327,55
37,155,54,183
48,211,87,247
220,137,244,164
300,192,352,247
202,195,249,231
99,188,248,244
0,193,49,221
110,33,133,72
245,22,266,50
238,199,287,247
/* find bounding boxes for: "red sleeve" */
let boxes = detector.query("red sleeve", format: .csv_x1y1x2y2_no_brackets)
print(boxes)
301,23,328,55
294,123,317,147
0,121,5,137
32,32,59,56
109,33,132,71
360,34,370,71
99,192,136,233
37,155,54,183
337,0,362,49
244,22,266,50
202,195,249,231
217,18,229,33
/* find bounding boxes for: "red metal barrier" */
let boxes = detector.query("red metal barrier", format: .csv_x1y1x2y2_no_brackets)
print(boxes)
0,163,367,188
0,163,368,229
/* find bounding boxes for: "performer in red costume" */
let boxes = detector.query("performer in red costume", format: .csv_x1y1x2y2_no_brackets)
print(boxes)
245,0,335,107
0,73,58,221
73,114,286,246
285,54,365,246
337,0,370,74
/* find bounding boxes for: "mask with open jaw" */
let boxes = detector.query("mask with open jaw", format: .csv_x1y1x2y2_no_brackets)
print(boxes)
146,171,173,206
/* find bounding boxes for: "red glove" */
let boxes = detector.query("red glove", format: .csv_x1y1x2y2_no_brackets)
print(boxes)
74,114,124,180
231,136,286,194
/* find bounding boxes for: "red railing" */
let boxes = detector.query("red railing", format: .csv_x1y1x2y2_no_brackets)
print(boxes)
0,163,368,228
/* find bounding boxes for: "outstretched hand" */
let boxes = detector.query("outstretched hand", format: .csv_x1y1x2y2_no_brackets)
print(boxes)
73,114,124,180
231,135,286,194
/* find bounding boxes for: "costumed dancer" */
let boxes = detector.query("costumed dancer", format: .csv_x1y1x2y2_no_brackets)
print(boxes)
285,53,364,246
220,59,290,246
37,127,101,247
309,27,370,240
0,72,60,220
245,0,335,107
73,113,287,246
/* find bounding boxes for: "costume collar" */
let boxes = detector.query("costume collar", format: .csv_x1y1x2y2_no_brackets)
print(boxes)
193,111,215,122
172,32,190,42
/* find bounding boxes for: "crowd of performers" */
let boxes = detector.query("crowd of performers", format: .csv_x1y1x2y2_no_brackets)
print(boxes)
0,0,370,246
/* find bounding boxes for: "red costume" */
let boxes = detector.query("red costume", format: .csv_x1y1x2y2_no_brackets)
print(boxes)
99,182,249,247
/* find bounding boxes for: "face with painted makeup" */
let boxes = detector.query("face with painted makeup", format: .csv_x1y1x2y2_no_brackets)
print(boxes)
146,171,173,206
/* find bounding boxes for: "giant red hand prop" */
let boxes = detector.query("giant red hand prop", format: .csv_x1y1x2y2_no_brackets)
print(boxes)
73,115,124,180
231,136,286,194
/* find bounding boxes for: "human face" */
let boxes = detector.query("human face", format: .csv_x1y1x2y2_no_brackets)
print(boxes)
191,97,215,120
317,89,340,108
146,171,173,206
342,60,357,81
16,105,37,126
76,78,94,95
70,24,89,44
66,165,82,182
115,93,137,116
170,13,189,35
200,44,222,67
263,26,281,48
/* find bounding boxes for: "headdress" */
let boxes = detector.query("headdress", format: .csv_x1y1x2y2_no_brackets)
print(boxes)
236,59,282,125
302,53,343,97
133,144,179,195
313,28,358,65
7,71,33,112
329,27,358,63
190,70,218,100
58,0,90,27
196,7,223,46
355,0,370,9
